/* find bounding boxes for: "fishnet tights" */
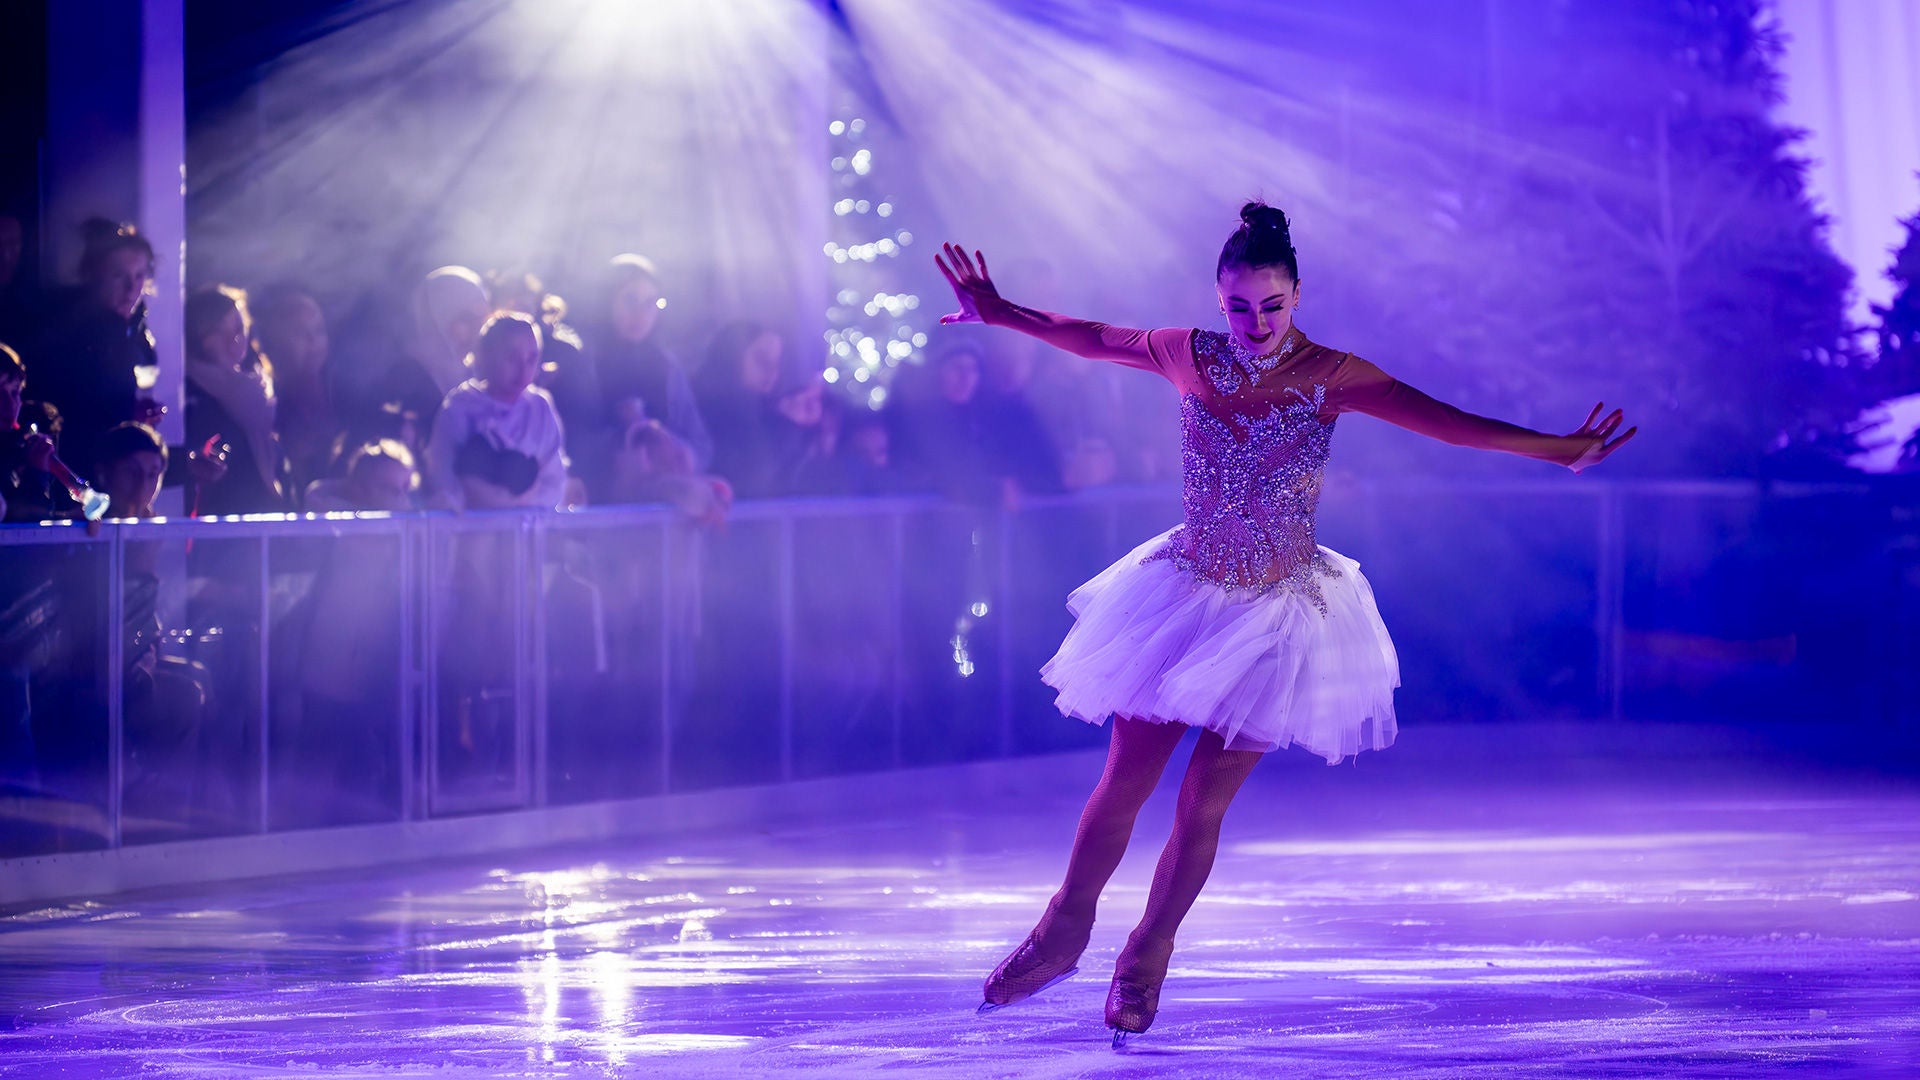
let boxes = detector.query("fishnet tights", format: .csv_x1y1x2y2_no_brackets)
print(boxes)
1050,717,1263,955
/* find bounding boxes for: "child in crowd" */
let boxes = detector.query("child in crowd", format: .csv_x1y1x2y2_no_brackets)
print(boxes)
426,312,568,511
607,416,732,526
96,421,167,520
304,439,419,513
0,343,60,521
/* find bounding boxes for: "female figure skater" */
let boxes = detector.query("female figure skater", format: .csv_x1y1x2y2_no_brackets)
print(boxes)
935,203,1634,1044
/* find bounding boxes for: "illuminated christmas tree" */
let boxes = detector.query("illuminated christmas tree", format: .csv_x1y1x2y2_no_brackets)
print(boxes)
819,91,931,411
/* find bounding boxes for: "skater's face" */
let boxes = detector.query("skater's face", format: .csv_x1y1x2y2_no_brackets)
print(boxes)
1217,264,1301,355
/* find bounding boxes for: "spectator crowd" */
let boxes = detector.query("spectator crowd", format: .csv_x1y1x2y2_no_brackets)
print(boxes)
0,211,1166,838
1,214,1160,529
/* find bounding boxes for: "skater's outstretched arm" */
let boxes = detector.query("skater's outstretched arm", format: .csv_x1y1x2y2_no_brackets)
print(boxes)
935,244,1186,377
1331,355,1636,473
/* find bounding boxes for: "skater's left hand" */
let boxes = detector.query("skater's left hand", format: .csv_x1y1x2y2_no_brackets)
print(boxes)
1563,403,1636,473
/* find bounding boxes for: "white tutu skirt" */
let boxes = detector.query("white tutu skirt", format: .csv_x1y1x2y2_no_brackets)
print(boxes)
1041,527,1400,764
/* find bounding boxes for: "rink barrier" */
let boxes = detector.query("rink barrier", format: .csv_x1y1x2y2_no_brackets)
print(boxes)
0,478,1896,902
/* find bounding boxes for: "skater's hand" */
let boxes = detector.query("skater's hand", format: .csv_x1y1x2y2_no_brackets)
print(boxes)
1563,403,1637,473
935,243,1004,325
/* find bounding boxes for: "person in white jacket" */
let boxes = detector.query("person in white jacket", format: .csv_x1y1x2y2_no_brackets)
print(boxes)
427,312,568,511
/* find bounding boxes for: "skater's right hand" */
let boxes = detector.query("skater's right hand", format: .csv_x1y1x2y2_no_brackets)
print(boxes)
935,243,1003,325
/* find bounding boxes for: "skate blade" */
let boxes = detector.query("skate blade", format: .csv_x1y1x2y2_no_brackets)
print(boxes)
1111,1027,1131,1049
976,966,1079,1014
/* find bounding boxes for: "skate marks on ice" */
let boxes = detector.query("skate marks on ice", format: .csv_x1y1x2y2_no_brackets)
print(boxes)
0,761,1917,1077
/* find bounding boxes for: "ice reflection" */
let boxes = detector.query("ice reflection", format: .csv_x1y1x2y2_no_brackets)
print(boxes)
2,756,1916,1076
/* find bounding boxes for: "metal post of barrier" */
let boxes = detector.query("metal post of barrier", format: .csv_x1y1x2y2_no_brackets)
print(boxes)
996,508,1014,758
659,522,674,795
105,525,125,849
512,521,531,808
1597,484,1626,722
777,515,796,782
397,520,417,821
257,535,272,833
888,510,905,769
423,522,441,816
531,517,549,808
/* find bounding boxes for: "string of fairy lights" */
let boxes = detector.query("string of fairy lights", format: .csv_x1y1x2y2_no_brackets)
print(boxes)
821,115,925,410
821,105,988,683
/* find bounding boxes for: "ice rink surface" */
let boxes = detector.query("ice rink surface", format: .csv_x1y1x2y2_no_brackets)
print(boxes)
3,729,1917,1078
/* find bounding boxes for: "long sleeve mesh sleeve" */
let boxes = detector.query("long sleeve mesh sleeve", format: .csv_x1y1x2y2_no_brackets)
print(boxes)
1329,355,1576,466
981,302,1194,387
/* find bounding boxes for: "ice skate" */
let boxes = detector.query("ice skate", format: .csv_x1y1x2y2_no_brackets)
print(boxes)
977,899,1091,1013
1104,929,1173,1045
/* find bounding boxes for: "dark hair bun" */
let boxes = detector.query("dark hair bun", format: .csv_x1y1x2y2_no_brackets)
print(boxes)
1238,201,1291,236
1218,201,1301,280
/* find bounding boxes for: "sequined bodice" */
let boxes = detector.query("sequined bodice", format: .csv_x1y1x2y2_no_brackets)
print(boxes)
1145,330,1342,609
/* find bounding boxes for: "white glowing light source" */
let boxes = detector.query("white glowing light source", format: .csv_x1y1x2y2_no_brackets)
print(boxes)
851,149,871,175
834,199,855,215
911,332,927,347
828,120,846,135
823,367,839,383
877,202,893,217
849,118,866,133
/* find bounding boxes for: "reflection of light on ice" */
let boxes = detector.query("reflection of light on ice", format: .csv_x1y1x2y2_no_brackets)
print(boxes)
10,742,1917,1075
1841,890,1917,904
1234,832,1770,857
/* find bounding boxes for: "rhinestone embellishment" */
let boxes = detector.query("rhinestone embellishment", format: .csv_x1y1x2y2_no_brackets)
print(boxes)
1202,328,1299,395
1149,331,1341,612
